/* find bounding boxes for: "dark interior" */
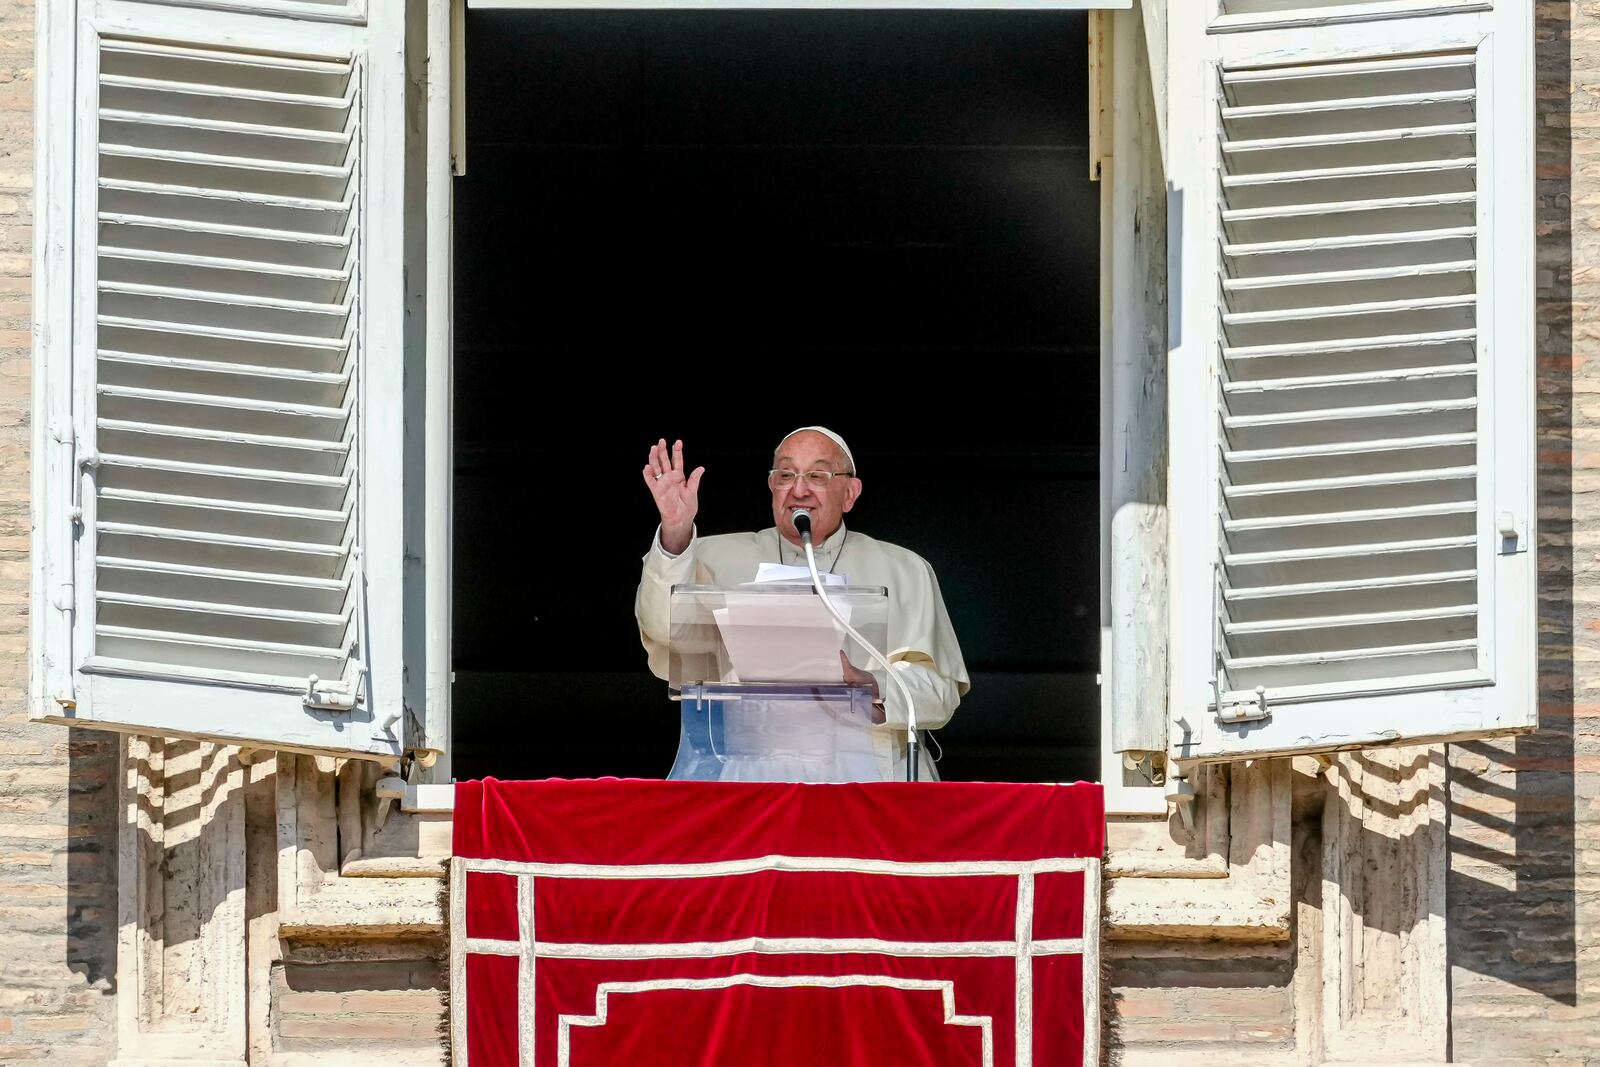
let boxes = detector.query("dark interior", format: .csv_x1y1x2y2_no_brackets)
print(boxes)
452,9,1101,782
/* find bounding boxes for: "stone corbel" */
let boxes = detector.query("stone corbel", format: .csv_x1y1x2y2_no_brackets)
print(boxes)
1108,747,1449,1067
334,757,453,878
110,737,248,1067
1105,757,1294,941
274,754,443,939
1295,746,1448,1065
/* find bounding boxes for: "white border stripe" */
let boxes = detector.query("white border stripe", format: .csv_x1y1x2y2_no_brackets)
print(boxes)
1032,938,1085,956
463,936,1087,960
1082,862,1102,1065
464,937,520,957
517,874,536,1065
449,857,469,1066
555,975,995,1067
1015,872,1035,1067
451,855,1104,1066
459,855,1091,878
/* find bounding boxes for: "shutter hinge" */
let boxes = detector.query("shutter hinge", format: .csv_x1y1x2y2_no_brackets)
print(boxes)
304,675,357,711
377,705,403,736
1213,682,1271,725
373,773,406,829
1497,511,1528,555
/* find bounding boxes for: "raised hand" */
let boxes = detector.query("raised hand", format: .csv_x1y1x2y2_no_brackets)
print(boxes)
642,439,704,555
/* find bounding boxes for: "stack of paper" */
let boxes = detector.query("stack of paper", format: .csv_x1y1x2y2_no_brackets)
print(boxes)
752,562,848,586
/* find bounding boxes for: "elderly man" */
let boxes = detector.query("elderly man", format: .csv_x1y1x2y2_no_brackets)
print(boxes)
636,426,968,781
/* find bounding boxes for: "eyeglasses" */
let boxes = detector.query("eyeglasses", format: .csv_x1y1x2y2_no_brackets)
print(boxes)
768,468,855,489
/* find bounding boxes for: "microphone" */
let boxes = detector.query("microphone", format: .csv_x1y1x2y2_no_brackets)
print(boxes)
793,508,813,543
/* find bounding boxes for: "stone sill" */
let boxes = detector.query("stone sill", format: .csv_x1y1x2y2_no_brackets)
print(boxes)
340,851,449,878
268,1053,447,1067
278,899,445,938
1104,877,1290,940
278,866,446,938
403,782,456,812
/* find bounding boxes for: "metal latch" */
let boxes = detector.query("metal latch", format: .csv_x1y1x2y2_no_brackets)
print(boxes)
1208,566,1270,726
304,675,357,711
71,450,99,527
1214,682,1271,724
1498,511,1527,555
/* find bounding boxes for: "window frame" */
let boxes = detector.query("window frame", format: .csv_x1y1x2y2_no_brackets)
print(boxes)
439,0,1157,802
1096,4,1171,814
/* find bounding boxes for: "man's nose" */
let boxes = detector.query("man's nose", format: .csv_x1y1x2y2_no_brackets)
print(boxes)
789,477,816,499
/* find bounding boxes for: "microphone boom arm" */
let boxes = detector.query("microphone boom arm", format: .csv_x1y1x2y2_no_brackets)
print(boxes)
793,510,920,782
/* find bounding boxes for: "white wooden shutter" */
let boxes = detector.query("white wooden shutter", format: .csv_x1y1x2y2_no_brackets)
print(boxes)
1212,0,1494,26
31,0,408,757
1167,0,1535,761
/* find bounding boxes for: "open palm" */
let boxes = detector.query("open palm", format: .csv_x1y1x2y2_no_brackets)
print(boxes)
642,439,704,552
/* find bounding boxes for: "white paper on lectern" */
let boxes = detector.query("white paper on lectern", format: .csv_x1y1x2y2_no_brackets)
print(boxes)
712,594,852,683
753,562,849,586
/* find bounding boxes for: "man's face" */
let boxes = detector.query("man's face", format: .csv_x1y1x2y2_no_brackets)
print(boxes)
770,431,862,545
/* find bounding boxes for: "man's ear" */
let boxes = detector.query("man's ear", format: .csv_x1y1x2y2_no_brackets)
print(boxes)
842,478,862,513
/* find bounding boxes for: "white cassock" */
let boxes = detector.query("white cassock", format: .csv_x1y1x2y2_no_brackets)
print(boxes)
636,523,970,782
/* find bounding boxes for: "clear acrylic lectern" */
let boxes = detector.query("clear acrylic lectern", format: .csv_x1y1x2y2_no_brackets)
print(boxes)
666,583,891,783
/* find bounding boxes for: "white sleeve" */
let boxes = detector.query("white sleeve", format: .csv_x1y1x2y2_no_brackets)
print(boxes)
636,526,697,680
872,656,962,732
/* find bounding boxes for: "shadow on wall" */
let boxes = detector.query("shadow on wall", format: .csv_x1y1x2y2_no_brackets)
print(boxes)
1446,0,1579,1016
66,727,119,992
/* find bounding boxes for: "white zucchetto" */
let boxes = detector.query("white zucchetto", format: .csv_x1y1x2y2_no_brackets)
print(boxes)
778,425,857,474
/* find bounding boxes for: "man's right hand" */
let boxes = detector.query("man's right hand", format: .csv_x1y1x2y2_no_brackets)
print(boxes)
642,438,704,556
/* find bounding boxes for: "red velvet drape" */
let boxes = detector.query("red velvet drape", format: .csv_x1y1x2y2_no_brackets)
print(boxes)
454,779,1104,1066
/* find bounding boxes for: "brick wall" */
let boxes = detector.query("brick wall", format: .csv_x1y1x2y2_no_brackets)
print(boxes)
1445,2,1600,1063
1105,943,1294,1050
0,0,121,1062
274,943,447,1055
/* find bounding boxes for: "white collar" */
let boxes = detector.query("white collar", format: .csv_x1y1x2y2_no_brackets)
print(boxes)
774,522,849,570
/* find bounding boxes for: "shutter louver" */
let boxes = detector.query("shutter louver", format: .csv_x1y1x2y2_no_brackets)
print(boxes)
1222,0,1388,11
1167,0,1534,761
91,40,361,687
1215,1,1489,25
1214,53,1482,700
